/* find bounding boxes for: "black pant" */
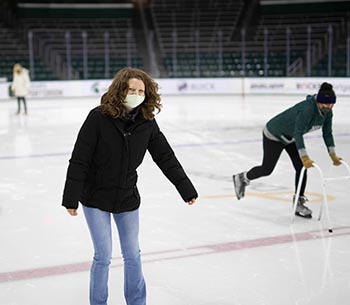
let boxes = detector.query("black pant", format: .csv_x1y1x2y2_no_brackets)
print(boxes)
17,97,27,113
246,133,307,196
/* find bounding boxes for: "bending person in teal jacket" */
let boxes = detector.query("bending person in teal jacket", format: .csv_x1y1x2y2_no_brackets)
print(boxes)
233,82,342,218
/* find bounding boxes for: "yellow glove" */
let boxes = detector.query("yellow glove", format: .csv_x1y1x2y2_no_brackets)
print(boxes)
301,155,314,168
330,153,342,166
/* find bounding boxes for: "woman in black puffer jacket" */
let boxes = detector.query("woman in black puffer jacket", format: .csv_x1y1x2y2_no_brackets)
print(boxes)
62,67,197,305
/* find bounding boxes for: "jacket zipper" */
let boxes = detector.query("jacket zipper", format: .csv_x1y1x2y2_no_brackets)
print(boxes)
122,132,131,188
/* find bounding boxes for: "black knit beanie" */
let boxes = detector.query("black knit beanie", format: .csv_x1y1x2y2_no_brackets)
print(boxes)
317,82,336,104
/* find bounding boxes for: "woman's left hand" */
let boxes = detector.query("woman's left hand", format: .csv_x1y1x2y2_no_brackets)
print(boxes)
330,153,342,166
187,198,196,205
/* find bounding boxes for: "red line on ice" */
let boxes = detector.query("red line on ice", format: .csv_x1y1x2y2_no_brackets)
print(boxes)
1,226,349,283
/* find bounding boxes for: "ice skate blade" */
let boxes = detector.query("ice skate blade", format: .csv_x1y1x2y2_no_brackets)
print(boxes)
295,212,312,219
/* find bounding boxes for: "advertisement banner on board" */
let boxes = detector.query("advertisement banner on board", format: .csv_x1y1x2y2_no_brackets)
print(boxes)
246,78,350,95
1,77,349,100
157,78,242,95
27,80,111,98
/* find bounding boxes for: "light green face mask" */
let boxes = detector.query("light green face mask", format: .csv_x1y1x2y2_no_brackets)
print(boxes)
124,94,145,109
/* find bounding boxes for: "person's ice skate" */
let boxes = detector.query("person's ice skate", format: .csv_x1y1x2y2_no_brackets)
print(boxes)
233,172,250,200
293,195,312,218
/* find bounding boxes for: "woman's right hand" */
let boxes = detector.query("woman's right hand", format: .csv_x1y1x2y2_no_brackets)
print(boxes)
67,208,78,216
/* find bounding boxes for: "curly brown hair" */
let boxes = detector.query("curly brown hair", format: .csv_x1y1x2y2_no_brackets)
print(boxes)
98,67,162,120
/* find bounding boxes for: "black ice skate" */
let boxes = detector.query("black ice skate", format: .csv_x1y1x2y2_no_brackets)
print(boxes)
233,172,250,200
293,195,312,218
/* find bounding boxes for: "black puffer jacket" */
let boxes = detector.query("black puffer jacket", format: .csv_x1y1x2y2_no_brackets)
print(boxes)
62,107,198,213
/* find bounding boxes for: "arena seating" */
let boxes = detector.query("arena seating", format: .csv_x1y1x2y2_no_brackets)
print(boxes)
0,0,348,80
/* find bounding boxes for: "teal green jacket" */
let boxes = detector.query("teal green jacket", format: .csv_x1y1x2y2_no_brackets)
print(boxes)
265,94,335,157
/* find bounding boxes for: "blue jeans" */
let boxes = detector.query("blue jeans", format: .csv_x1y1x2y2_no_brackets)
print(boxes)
83,206,146,305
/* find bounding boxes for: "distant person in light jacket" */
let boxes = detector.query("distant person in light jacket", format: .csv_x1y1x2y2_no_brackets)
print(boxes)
11,63,31,114
233,82,342,219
